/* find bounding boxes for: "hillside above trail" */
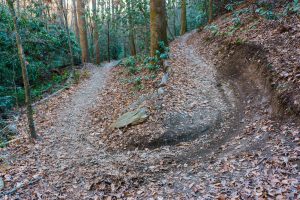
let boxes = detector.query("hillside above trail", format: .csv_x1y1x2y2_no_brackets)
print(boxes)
1,11,300,200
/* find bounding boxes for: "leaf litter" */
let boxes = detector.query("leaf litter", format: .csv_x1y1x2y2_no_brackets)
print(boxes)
0,6,300,198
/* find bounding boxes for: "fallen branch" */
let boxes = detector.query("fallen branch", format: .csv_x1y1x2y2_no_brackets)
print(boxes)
32,84,71,107
0,177,41,197
0,136,25,147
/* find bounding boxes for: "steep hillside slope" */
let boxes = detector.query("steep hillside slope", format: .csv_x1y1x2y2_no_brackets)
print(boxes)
0,3,299,199
202,2,300,116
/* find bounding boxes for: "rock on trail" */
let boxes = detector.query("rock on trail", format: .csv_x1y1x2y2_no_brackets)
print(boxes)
1,31,298,199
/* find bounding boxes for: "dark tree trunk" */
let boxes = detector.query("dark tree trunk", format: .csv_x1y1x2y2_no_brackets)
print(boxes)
7,0,37,139
77,0,90,63
150,0,168,57
59,0,75,67
92,0,101,64
127,0,136,56
72,0,80,42
180,0,187,35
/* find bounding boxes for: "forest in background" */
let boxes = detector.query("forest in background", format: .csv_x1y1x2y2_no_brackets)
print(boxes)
0,0,232,110
0,0,232,140
1,0,299,140
0,0,299,198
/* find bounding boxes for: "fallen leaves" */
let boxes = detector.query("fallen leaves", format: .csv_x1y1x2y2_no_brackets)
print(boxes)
0,11,300,198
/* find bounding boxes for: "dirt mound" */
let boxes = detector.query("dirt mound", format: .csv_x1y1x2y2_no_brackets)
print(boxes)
1,6,299,197
203,4,300,116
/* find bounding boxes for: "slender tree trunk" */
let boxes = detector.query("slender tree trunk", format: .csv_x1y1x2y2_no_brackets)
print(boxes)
150,0,168,57
100,0,105,61
107,19,110,62
208,0,213,23
16,0,20,16
123,34,127,58
7,0,37,139
173,0,176,36
144,25,149,54
58,0,75,68
129,31,136,56
12,65,19,110
92,0,101,64
72,0,80,42
77,0,90,63
180,0,187,35
111,0,115,28
126,0,136,56
105,0,111,62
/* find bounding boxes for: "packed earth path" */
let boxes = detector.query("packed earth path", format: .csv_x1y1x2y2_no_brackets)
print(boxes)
1,31,299,199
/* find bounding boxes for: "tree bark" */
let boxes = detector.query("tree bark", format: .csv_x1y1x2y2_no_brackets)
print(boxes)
58,0,75,67
92,0,101,64
107,19,110,62
16,0,20,16
7,0,37,139
150,0,168,57
173,0,177,36
126,0,136,56
105,0,111,62
72,0,80,42
77,0,90,63
180,0,187,35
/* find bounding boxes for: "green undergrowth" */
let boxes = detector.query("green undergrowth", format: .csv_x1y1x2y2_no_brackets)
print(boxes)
205,0,300,38
0,4,80,115
119,41,169,91
0,69,72,147
0,69,71,108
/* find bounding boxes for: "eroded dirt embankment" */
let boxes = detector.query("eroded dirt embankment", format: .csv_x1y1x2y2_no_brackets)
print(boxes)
1,30,299,199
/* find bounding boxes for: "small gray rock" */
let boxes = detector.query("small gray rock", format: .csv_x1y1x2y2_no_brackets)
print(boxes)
158,87,165,95
159,73,169,87
112,107,149,129
0,177,4,190
1,124,18,136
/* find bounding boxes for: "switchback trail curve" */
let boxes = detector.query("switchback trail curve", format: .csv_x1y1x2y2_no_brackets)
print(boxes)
1,31,298,199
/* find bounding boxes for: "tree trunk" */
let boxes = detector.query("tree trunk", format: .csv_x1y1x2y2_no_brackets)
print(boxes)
208,0,213,23
106,0,111,62
150,0,168,57
77,0,90,63
72,0,80,42
180,0,187,35
16,0,20,16
107,19,110,62
173,0,176,36
7,0,37,139
59,0,75,67
111,0,115,28
127,0,136,56
92,0,101,64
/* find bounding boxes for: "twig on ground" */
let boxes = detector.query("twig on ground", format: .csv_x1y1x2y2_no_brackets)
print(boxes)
0,176,41,197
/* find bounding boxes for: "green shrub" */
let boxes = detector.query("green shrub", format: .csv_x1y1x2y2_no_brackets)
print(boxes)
145,63,160,71
143,41,169,73
0,96,15,111
284,0,300,15
133,76,144,91
255,1,278,20
205,24,220,36
0,4,80,108
232,15,242,26
73,70,81,84
123,56,136,67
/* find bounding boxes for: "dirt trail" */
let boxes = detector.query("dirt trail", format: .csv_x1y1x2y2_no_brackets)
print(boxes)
1,32,298,199
37,61,128,197
148,30,238,150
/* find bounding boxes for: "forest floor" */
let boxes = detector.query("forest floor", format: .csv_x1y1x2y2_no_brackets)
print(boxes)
0,30,299,199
